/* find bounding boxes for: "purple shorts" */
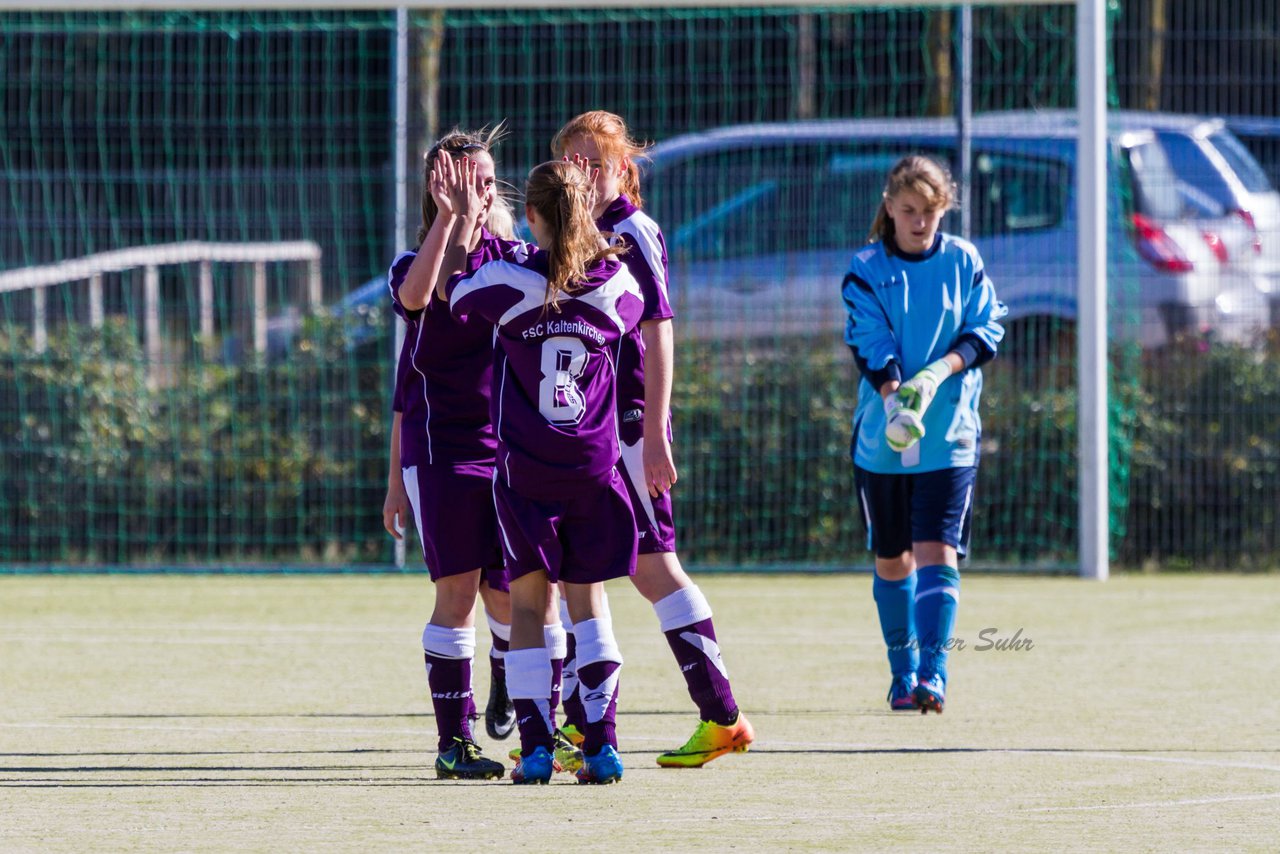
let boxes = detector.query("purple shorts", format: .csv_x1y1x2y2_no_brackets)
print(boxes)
617,435,677,554
492,469,638,585
403,463,507,590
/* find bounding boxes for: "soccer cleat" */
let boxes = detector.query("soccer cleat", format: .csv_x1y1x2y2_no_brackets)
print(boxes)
510,745,555,785
557,724,585,747
484,667,517,740
656,712,755,768
888,673,920,711
553,728,585,773
576,745,624,785
509,729,581,773
914,674,946,714
435,736,505,781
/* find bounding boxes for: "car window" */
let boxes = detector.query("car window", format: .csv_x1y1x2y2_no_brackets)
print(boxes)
1205,129,1274,194
1229,131,1280,189
1124,139,1225,219
649,143,894,261
970,152,1067,236
1155,131,1235,207
646,139,1066,260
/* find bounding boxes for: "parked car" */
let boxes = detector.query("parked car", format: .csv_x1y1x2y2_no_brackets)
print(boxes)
233,272,389,362
641,111,1271,349
1221,114,1280,324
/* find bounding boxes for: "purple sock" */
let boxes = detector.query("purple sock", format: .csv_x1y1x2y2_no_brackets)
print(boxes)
574,617,623,756
512,699,553,757
562,629,586,730
576,659,620,755
550,658,563,731
506,647,554,757
654,586,738,726
664,617,739,726
424,652,473,751
490,630,509,686
544,623,566,734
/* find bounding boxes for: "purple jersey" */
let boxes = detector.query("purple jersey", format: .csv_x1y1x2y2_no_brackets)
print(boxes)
387,229,527,467
596,195,674,416
446,250,645,500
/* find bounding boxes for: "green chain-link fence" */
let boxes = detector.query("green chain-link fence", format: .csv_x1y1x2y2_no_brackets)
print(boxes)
2,4,1277,571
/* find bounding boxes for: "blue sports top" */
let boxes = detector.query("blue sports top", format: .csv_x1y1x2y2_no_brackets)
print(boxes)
842,232,1007,474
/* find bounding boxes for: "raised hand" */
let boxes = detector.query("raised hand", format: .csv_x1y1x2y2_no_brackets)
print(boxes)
429,150,457,217
563,153,602,214
450,156,486,223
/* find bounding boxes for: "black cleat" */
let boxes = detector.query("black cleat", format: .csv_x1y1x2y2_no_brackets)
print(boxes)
485,666,517,740
435,736,504,780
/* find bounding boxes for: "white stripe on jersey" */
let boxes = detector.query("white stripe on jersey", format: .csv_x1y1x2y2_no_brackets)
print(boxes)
612,212,668,296
386,250,416,302
452,258,643,334
409,314,433,465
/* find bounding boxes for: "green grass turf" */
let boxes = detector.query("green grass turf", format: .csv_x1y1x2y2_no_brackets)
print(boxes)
2,573,1278,851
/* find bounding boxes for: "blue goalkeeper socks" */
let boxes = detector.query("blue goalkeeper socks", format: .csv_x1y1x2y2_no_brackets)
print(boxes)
915,564,960,683
873,572,919,677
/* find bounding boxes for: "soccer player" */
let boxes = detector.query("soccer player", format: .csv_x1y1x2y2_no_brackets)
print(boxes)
438,157,645,785
551,111,754,767
842,154,1006,714
382,127,526,780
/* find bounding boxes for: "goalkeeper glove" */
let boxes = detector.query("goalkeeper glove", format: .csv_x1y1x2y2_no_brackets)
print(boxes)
883,394,924,453
897,358,952,416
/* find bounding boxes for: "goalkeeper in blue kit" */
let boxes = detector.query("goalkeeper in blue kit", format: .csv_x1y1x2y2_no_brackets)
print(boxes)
841,154,1007,713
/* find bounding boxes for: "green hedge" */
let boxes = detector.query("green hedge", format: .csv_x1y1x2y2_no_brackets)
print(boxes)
0,316,389,565
2,321,1277,570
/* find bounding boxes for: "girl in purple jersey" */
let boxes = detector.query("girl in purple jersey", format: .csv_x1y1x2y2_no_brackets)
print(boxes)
437,158,645,785
551,111,754,768
381,127,526,780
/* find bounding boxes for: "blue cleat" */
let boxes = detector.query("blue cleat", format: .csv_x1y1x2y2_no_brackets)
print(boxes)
510,745,555,785
576,744,624,785
913,674,946,714
887,673,919,711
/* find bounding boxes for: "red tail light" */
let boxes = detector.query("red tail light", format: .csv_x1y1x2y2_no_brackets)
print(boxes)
1130,213,1194,273
1201,230,1229,265
1234,209,1263,254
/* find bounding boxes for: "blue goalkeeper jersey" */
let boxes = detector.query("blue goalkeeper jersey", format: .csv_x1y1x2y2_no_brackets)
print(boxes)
842,232,1007,474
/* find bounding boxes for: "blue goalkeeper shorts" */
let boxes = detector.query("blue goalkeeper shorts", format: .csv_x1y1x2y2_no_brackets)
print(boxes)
854,465,976,559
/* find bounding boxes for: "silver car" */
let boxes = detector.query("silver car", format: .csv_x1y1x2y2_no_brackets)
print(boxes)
642,112,1270,349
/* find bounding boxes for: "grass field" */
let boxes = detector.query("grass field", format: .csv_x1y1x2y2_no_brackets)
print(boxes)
2,572,1278,851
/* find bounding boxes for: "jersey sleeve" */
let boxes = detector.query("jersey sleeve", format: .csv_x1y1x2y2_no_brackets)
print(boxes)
385,251,419,321
446,259,527,326
618,219,673,323
841,255,901,387
957,259,1008,365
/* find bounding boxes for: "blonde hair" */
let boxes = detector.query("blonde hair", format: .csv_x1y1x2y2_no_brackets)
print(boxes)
416,122,513,244
551,110,649,210
868,154,957,244
525,160,612,312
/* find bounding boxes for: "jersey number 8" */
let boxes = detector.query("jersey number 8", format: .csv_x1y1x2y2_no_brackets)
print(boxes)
538,336,587,426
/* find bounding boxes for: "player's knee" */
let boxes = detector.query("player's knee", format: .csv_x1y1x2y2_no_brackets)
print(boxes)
874,553,914,581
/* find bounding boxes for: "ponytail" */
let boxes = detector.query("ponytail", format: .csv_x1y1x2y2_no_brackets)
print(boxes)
525,161,613,311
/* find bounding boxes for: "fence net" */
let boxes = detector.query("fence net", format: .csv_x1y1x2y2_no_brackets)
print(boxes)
1,4,1277,571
